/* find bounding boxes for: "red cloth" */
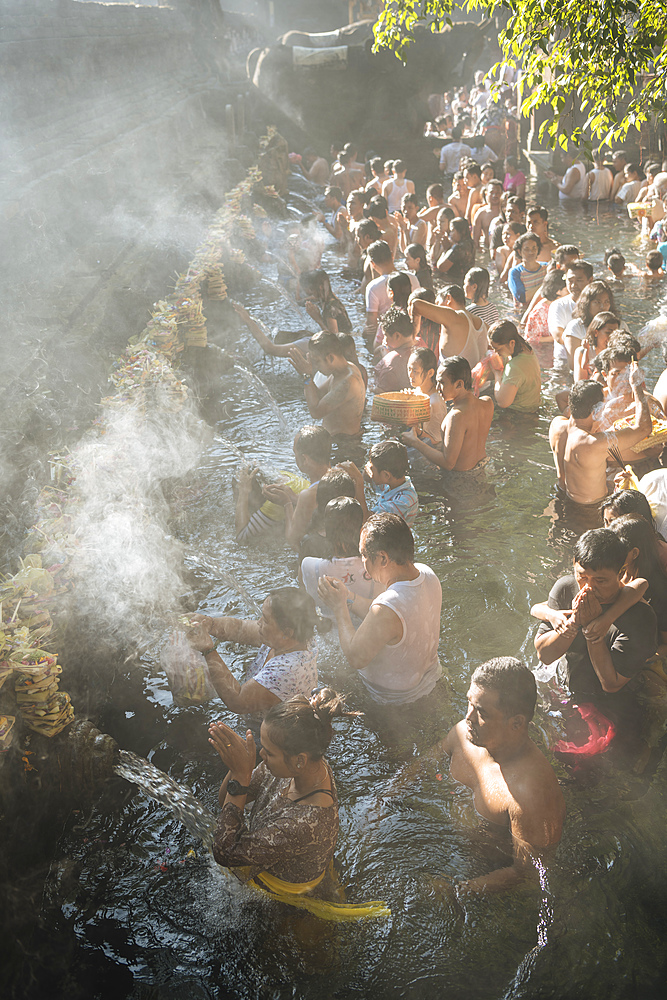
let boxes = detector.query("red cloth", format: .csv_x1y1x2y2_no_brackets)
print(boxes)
553,702,616,757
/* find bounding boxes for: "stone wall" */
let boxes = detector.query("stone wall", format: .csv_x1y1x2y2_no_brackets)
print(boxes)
0,1,254,541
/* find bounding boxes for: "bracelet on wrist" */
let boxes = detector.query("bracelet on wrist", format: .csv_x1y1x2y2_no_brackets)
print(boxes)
304,375,313,385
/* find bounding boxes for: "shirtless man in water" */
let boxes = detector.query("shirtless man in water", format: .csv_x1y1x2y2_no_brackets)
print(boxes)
385,657,564,894
549,376,650,505
402,356,493,472
439,658,565,893
289,331,366,462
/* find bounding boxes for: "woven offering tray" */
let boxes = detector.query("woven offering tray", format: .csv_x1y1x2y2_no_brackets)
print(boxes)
613,416,667,453
627,202,648,219
371,391,430,424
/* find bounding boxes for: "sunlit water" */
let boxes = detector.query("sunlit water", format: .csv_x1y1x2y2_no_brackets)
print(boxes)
42,189,667,998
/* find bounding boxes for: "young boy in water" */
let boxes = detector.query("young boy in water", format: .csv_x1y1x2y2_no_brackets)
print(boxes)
341,440,418,527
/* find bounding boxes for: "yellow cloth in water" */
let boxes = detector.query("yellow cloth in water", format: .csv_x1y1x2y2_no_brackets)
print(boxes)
259,471,310,522
236,864,391,921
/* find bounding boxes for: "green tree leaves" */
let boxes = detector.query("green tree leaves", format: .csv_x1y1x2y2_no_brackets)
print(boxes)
373,0,667,149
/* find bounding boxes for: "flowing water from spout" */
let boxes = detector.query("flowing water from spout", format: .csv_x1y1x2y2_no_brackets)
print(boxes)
186,553,262,616
233,362,291,435
114,749,217,851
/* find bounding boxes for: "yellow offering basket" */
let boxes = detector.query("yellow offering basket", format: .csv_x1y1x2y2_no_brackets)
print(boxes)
371,391,430,425
627,202,648,219
613,416,667,453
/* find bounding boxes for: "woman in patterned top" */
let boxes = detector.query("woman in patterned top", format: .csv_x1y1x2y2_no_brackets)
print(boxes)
190,589,319,714
209,689,345,888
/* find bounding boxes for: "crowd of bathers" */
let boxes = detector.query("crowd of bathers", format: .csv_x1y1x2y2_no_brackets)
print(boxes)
169,64,667,906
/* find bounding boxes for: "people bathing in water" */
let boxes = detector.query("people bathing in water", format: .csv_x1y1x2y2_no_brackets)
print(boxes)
318,513,443,707
189,588,320,713
209,691,342,894
208,123,667,909
400,657,564,894
549,378,650,505
403,355,494,473
342,439,419,527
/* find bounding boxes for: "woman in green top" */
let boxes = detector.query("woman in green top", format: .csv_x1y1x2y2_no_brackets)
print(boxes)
488,320,541,412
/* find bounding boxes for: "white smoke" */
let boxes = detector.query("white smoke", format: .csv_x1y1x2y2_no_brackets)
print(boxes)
66,383,211,644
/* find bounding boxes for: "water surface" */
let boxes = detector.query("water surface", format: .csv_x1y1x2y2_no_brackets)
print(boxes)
42,190,667,999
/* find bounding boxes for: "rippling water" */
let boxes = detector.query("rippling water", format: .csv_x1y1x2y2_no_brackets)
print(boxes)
41,191,667,998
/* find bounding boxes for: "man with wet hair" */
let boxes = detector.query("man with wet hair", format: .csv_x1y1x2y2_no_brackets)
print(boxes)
317,186,347,242
549,377,650,504
317,513,443,708
288,332,365,462
374,306,423,394
403,355,494,473
422,657,565,893
392,657,564,893
535,528,657,720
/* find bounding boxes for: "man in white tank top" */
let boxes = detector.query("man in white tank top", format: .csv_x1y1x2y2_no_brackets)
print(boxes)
317,513,442,705
382,160,415,214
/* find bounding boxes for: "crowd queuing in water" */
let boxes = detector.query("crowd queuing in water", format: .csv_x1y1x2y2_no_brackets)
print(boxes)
169,66,667,916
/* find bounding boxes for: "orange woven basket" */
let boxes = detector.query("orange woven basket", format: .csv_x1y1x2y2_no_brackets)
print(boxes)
613,416,667,453
371,391,431,424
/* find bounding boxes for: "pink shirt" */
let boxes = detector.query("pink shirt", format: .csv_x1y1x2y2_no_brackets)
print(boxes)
504,170,526,193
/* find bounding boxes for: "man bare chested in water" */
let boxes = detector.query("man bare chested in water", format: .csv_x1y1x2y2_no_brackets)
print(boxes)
289,330,366,464
393,658,564,895
549,376,650,505
403,356,493,473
